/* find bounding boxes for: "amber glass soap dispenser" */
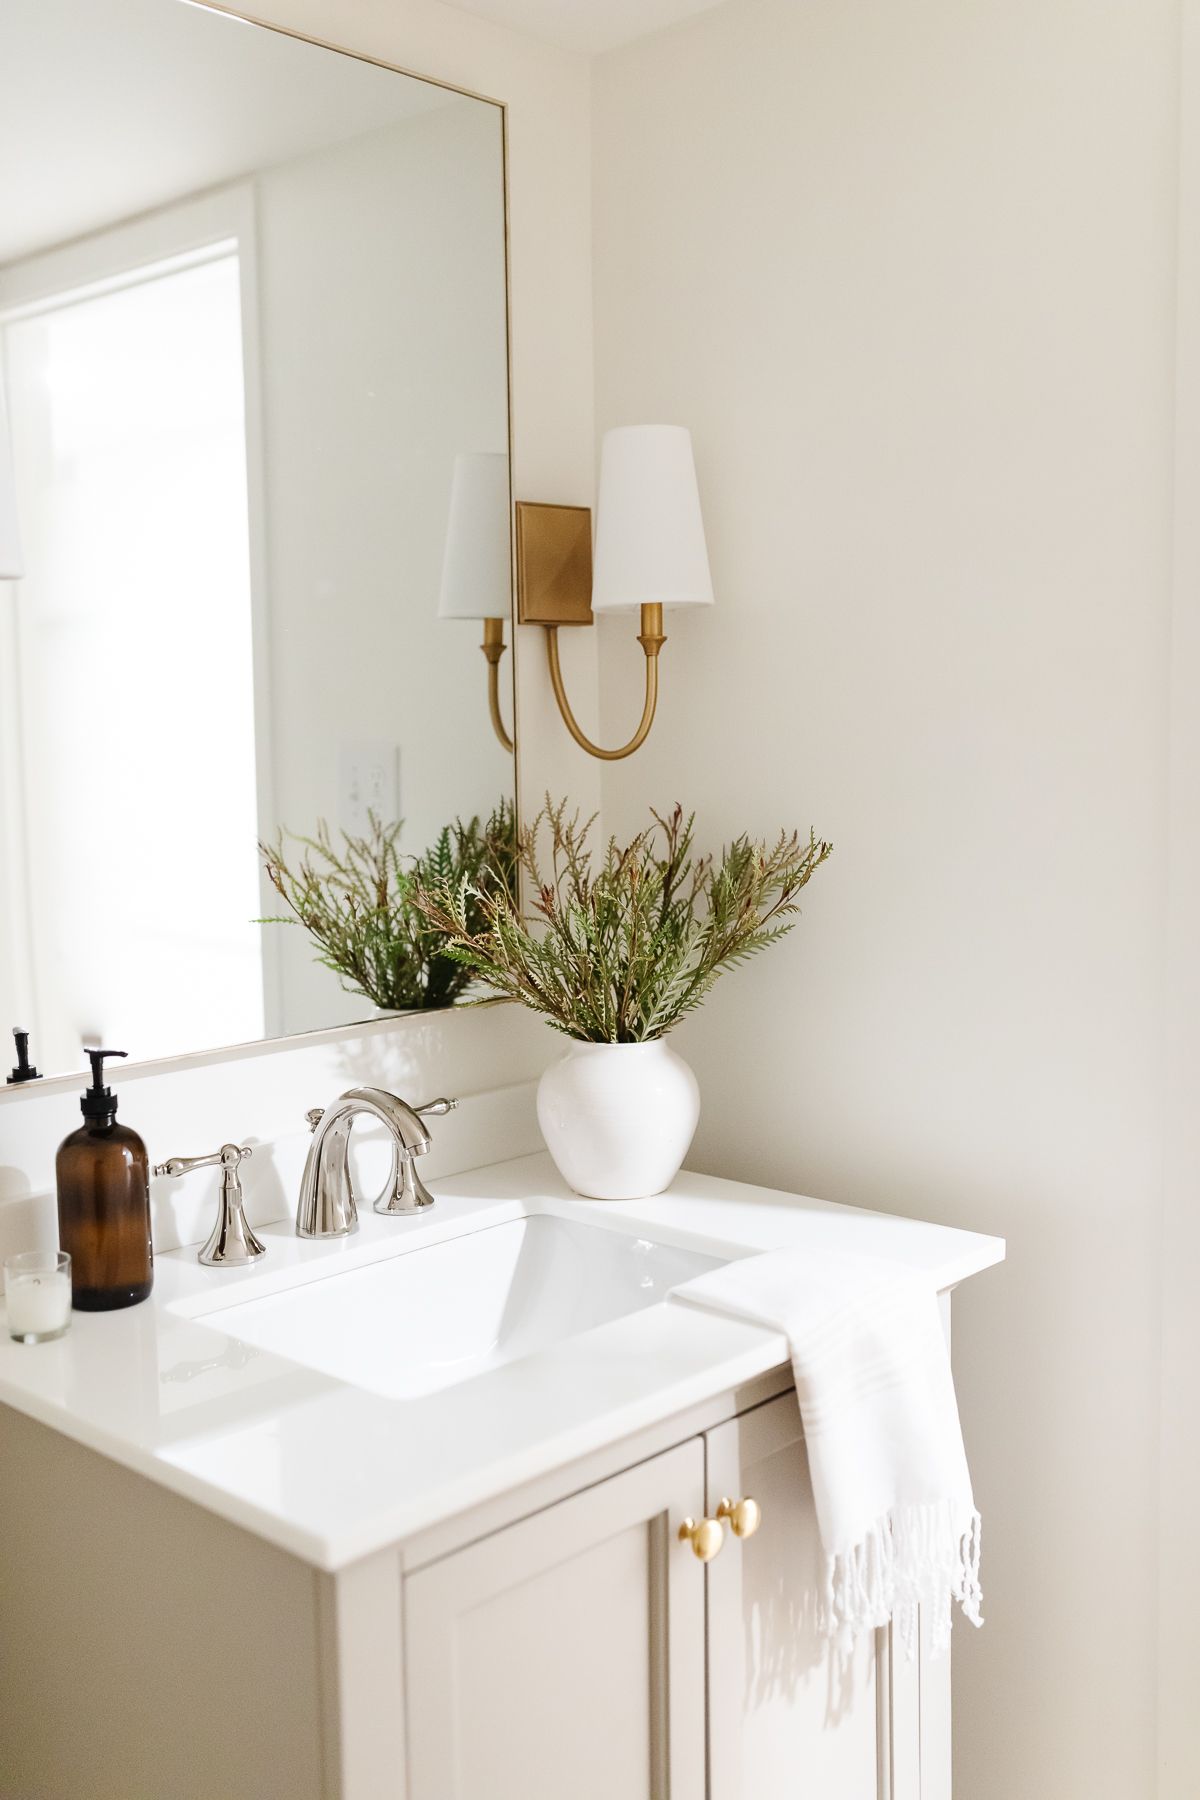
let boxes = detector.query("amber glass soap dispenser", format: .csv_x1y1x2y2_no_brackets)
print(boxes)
56,1049,153,1311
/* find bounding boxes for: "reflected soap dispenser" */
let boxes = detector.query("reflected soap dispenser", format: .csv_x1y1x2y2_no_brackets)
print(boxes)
56,1049,153,1311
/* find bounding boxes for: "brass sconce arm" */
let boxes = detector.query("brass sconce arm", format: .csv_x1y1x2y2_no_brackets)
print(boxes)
480,617,515,754
514,430,710,763
545,603,665,761
517,501,673,764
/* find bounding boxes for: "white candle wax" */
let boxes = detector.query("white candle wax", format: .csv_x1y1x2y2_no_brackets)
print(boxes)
7,1270,71,1337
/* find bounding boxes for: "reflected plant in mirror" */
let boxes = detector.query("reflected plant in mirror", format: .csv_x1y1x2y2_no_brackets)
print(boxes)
259,805,516,1014
0,0,513,1075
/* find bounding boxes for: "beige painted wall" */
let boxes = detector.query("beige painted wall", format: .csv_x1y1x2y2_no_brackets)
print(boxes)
592,2,1178,1795
1161,6,1200,1793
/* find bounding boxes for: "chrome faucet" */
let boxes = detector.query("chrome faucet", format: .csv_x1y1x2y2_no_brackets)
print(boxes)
295,1088,457,1238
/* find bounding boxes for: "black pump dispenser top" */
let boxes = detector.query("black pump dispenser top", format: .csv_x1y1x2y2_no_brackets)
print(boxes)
7,1028,40,1084
81,1048,128,1122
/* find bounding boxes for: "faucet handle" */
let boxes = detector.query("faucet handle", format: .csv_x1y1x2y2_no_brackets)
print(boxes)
305,1098,455,1133
153,1143,265,1268
154,1142,252,1179
372,1097,458,1217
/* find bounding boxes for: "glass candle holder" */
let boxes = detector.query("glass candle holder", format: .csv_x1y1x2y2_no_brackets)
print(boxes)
4,1250,72,1343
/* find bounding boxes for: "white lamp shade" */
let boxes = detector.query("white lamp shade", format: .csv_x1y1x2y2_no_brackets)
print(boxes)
591,424,713,613
438,451,511,620
0,408,23,581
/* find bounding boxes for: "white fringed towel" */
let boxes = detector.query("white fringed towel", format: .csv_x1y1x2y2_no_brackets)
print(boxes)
676,1247,982,1657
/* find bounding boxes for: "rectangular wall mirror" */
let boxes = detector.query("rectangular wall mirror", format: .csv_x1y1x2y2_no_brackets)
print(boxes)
0,0,514,1079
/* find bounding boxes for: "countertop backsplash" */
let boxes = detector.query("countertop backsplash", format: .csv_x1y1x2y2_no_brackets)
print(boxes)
0,1004,552,1262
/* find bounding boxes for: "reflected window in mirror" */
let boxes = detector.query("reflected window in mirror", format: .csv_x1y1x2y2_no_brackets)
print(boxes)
0,0,514,1077
3,243,261,1077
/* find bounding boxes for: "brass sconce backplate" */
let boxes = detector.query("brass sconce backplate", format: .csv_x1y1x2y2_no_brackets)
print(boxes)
515,501,593,627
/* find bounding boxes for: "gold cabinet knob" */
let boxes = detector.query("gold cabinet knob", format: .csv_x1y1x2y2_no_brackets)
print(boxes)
717,1495,762,1540
677,1515,725,1562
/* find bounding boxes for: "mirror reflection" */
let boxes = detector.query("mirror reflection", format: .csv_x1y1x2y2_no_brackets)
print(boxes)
0,0,514,1078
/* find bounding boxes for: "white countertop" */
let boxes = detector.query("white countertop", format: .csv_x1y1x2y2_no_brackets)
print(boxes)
0,1152,1004,1570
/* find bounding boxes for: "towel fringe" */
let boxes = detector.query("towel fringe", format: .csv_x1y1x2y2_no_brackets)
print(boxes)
822,1502,982,1659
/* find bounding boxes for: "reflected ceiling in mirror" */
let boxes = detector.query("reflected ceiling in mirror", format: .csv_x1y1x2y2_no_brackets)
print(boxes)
0,0,514,1079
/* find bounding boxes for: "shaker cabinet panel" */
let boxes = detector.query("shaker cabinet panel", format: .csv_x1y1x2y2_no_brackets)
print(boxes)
706,1393,900,1800
403,1438,707,1800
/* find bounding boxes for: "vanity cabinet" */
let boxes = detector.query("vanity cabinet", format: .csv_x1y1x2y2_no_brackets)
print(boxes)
0,1145,996,1800
705,1393,944,1800
0,1383,948,1800
401,1394,934,1800
405,1439,708,1799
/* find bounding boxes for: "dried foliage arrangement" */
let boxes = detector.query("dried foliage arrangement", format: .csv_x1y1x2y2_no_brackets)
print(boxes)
259,802,516,1012
412,798,831,1043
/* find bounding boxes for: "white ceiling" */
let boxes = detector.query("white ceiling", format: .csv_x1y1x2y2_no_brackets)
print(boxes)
0,0,457,267
437,0,728,56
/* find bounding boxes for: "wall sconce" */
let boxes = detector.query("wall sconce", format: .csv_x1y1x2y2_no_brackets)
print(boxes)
0,399,23,581
516,425,712,761
438,451,514,753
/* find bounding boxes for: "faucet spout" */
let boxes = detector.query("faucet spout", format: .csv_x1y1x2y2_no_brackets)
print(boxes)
348,1086,432,1155
295,1087,454,1238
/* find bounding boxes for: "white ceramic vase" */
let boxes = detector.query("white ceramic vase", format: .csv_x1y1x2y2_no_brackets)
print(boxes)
536,1038,701,1201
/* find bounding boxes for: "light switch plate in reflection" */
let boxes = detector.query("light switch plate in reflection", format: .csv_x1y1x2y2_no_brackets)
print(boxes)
339,743,399,835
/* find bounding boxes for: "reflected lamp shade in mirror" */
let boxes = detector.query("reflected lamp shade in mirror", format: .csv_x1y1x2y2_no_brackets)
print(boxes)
0,413,23,581
438,451,511,620
438,451,515,753
591,425,713,614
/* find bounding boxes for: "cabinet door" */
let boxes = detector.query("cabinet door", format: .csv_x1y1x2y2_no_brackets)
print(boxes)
404,1437,707,1800
706,1393,922,1800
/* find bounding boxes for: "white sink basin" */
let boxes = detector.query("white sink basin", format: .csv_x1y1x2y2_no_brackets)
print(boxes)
198,1215,723,1400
